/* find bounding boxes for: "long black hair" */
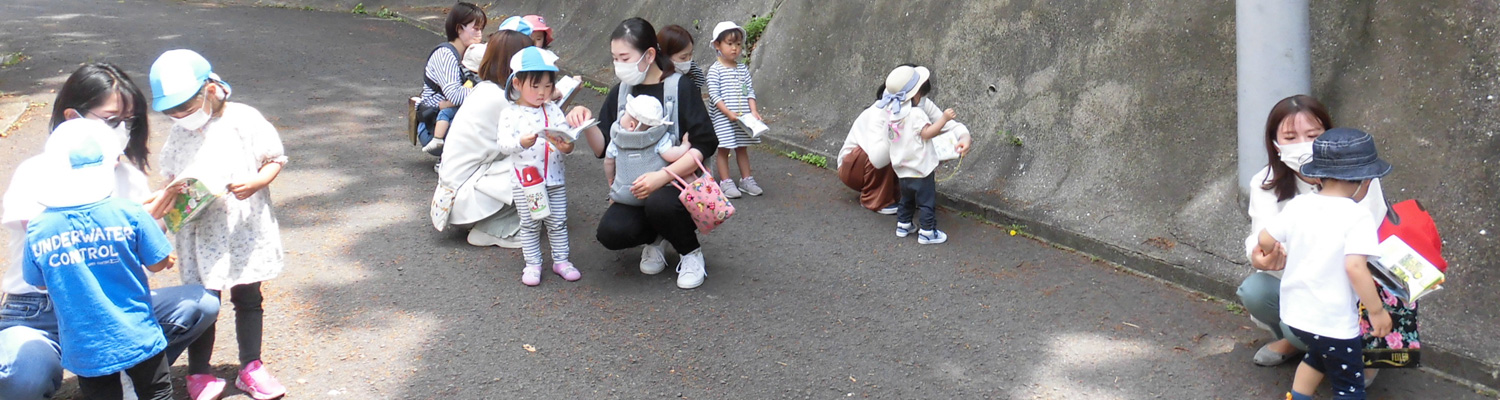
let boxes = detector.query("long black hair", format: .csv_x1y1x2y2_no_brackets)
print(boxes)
610,17,676,75
50,63,152,171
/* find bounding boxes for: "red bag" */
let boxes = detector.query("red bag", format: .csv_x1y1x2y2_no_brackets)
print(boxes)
1377,199,1447,272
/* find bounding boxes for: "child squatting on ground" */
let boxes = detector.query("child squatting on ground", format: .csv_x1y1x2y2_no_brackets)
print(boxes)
1256,128,1394,400
882,65,955,245
24,120,178,400
706,21,765,199
497,46,582,287
148,49,289,400
605,95,692,188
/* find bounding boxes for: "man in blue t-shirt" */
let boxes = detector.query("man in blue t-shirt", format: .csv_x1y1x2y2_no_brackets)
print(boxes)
20,120,176,400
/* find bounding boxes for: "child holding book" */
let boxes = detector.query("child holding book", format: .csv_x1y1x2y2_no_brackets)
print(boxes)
1257,127,1393,400
884,65,954,245
706,21,765,198
148,49,289,400
23,120,177,400
496,47,581,286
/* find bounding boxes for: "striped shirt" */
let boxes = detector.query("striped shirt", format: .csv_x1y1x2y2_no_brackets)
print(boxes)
419,44,471,108
707,61,758,148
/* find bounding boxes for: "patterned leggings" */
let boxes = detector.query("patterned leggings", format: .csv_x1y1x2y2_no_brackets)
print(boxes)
514,185,570,266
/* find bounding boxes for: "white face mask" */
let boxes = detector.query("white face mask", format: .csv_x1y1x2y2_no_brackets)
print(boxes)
614,52,650,86
113,123,130,147
672,60,692,73
172,96,211,131
1275,141,1314,173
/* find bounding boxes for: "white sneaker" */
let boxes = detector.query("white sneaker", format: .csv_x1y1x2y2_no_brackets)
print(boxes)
422,137,445,153
676,249,706,289
720,179,743,199
640,239,668,275
918,229,948,245
739,176,763,196
896,222,914,238
468,229,521,248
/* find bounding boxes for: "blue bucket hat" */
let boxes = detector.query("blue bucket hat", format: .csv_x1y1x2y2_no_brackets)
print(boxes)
496,15,533,35
1299,127,1393,181
148,49,232,112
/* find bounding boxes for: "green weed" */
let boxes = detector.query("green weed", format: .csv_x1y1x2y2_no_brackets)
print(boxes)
999,129,1023,146
351,3,366,14
376,6,398,20
1,52,25,68
744,14,772,48
1224,303,1246,315
780,151,827,168
581,81,610,95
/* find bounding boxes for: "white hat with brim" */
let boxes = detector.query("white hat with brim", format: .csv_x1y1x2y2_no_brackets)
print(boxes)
885,66,930,102
38,119,121,208
712,21,746,42
625,95,673,127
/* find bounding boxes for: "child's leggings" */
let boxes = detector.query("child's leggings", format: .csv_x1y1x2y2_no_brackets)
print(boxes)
897,174,938,230
187,282,265,374
514,185,570,265
78,350,171,400
1289,326,1367,399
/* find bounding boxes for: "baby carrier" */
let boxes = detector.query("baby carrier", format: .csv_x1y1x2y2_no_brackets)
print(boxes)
608,74,681,206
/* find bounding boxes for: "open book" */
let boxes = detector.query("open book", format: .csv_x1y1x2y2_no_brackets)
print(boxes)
555,75,582,107
1367,236,1446,303
542,118,598,143
737,113,769,138
163,175,226,233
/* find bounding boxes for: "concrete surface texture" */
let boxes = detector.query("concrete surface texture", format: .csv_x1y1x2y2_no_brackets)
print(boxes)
355,0,1500,384
0,0,1497,397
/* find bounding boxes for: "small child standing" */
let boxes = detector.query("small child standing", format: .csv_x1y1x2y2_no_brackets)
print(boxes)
148,49,289,400
497,47,580,286
605,95,691,193
706,21,764,198
883,65,954,245
1257,128,1393,400
23,120,177,400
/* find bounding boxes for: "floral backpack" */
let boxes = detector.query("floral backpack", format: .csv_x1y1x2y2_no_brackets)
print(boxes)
1361,199,1445,368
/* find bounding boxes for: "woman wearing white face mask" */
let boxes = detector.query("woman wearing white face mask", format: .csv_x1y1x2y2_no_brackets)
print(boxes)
564,17,720,289
1237,95,1388,378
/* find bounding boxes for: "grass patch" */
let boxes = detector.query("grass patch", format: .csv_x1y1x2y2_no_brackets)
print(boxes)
744,14,772,49
351,3,366,15
998,129,1023,146
1,52,25,68
376,6,399,20
780,151,827,168
1224,303,1247,316
581,81,610,95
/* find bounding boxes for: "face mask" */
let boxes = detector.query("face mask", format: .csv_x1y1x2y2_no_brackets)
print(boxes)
614,53,650,86
172,96,212,131
1274,141,1314,173
673,60,692,73
113,123,130,147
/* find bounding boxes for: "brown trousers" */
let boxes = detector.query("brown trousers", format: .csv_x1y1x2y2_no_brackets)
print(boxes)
837,147,901,211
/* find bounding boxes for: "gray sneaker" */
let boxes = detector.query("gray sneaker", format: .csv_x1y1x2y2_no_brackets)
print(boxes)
739,176,763,196
720,179,743,198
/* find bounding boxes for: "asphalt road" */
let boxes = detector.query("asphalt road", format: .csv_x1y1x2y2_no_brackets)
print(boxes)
0,1,1491,399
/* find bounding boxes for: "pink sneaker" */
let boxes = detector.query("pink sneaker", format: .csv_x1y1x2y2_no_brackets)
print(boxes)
552,261,581,281
186,373,226,400
522,264,543,286
234,360,287,400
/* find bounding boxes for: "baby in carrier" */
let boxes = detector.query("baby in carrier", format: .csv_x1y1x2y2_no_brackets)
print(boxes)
605,95,691,205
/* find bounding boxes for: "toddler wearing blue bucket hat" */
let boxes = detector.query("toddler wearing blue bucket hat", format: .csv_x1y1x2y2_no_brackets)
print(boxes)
1257,127,1392,400
148,49,290,400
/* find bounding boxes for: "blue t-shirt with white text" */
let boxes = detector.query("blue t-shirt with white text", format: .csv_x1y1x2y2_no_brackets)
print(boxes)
22,197,172,377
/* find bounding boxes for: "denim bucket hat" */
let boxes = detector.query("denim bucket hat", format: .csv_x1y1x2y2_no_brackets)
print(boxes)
1299,127,1393,181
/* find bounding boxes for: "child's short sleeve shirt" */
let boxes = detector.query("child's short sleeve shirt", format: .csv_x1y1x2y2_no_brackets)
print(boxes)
22,197,171,377
1266,193,1381,339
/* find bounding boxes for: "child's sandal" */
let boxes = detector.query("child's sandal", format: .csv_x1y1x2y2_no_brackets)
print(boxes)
522,264,543,286
553,261,581,282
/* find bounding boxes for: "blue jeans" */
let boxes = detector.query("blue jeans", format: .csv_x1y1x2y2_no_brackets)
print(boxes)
896,174,938,230
0,286,220,400
417,107,458,156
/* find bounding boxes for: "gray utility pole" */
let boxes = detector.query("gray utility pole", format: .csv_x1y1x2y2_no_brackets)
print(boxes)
1236,0,1311,195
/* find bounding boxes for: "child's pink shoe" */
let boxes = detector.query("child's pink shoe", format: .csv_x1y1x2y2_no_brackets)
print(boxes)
553,261,581,281
234,360,287,400
522,264,543,286
186,373,226,400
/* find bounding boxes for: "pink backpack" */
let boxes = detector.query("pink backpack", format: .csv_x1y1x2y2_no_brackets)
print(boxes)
666,156,735,234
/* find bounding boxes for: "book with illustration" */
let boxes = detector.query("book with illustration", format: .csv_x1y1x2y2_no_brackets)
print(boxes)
1367,235,1446,303
163,174,226,233
542,118,598,143
737,113,769,138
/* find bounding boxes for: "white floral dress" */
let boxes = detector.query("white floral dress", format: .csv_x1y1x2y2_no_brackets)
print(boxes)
158,102,287,291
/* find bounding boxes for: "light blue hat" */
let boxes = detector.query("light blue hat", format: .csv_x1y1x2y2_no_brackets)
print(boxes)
509,46,560,74
148,49,231,112
497,16,533,35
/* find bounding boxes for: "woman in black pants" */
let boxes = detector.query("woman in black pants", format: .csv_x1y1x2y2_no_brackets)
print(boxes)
565,17,718,289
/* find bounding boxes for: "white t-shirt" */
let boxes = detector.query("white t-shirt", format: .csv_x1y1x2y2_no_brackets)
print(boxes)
1242,166,1388,278
887,105,937,179
2,156,48,295
837,105,894,169
1265,193,1382,339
